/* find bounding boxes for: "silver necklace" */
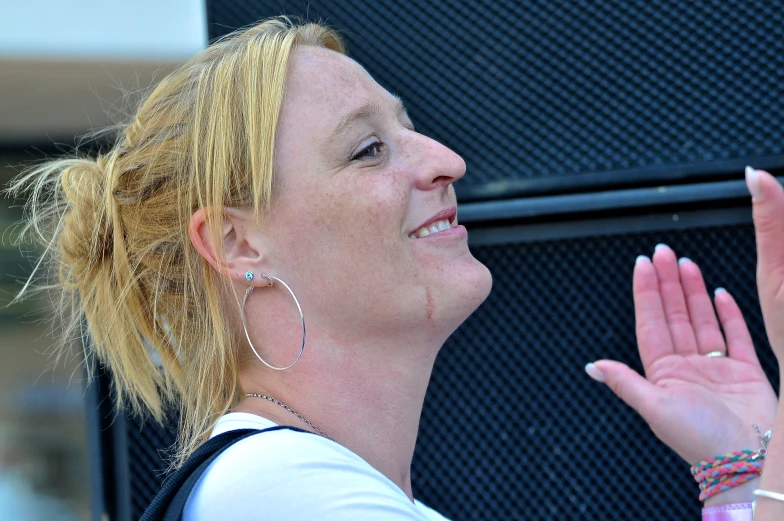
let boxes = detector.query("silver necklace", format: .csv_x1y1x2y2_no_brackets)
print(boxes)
245,393,334,441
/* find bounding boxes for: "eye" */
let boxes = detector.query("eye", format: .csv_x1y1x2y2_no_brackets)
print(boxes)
352,140,385,161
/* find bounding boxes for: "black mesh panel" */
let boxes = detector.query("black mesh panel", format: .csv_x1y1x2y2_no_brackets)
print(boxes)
207,0,784,198
413,222,777,520
127,416,179,520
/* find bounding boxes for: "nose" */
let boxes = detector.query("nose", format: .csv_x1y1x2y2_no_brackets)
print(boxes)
410,133,466,191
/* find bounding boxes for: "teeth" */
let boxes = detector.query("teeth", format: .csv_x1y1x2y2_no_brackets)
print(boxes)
409,219,453,239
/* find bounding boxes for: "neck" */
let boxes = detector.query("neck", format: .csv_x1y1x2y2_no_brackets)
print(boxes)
236,325,443,501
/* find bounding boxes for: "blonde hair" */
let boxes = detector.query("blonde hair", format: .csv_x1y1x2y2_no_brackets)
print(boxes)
7,17,345,465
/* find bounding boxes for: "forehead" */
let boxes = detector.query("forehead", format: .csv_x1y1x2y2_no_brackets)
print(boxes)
283,46,392,118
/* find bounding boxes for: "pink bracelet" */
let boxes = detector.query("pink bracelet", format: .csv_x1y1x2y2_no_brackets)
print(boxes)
702,503,753,521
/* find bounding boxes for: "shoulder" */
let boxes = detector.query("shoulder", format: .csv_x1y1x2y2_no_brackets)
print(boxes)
184,421,445,521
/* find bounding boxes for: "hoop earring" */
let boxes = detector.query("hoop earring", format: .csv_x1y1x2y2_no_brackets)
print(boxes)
241,271,305,371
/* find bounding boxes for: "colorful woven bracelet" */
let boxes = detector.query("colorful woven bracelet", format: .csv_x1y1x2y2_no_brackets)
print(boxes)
691,450,765,501
692,450,759,476
693,457,764,483
690,425,773,501
699,471,761,501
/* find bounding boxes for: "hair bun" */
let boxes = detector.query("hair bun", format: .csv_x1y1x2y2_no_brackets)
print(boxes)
59,156,115,284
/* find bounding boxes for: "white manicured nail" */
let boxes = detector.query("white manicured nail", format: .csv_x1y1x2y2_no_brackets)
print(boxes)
636,255,651,265
714,287,727,296
655,243,670,252
678,257,692,266
585,363,606,383
745,166,762,201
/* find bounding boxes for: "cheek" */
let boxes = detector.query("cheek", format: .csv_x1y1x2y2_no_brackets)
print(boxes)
277,174,412,299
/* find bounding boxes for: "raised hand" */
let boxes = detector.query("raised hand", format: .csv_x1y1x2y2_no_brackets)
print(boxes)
585,168,784,515
587,245,777,468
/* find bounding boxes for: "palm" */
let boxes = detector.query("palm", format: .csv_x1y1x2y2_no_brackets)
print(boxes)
645,353,776,463
597,245,777,465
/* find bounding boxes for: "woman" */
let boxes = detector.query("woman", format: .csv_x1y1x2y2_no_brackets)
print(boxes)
8,17,784,520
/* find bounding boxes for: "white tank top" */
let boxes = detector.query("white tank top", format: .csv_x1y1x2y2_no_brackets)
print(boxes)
183,412,451,521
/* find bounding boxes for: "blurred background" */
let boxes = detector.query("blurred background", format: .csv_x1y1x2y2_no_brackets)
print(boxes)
0,2,206,519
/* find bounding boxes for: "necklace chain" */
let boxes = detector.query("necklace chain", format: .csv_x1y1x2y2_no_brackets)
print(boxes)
245,393,334,441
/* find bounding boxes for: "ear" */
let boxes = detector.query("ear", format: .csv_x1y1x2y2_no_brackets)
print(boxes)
188,206,270,282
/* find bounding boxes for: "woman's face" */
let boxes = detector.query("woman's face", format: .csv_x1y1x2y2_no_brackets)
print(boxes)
258,46,492,344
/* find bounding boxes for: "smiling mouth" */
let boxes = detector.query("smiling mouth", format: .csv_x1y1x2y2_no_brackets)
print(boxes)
408,217,458,239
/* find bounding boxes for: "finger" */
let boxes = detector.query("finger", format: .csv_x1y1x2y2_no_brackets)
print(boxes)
586,360,661,420
633,255,675,371
653,244,699,355
713,287,760,365
678,258,726,355
747,168,784,354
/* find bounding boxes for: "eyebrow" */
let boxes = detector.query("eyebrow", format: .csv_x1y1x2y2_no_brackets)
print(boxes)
330,96,408,140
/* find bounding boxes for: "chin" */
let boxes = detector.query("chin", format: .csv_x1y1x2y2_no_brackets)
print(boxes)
433,257,493,335
458,258,493,311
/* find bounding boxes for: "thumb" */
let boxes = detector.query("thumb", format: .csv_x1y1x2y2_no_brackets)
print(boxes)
746,167,784,355
586,360,661,419
746,168,784,277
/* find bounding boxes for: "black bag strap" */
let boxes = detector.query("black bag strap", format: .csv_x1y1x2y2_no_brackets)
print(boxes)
140,426,308,521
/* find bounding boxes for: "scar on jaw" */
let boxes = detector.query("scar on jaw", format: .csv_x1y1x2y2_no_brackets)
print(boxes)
426,287,434,321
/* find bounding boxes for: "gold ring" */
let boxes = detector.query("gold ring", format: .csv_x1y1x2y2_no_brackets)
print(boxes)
705,351,725,358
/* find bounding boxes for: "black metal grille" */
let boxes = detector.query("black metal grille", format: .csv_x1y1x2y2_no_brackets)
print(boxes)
413,221,778,520
126,416,179,520
207,0,784,198
116,217,779,521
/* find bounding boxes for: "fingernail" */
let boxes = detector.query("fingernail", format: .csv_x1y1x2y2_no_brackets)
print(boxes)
714,287,727,296
635,255,651,265
585,363,606,383
655,243,670,252
678,257,692,266
745,166,763,201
